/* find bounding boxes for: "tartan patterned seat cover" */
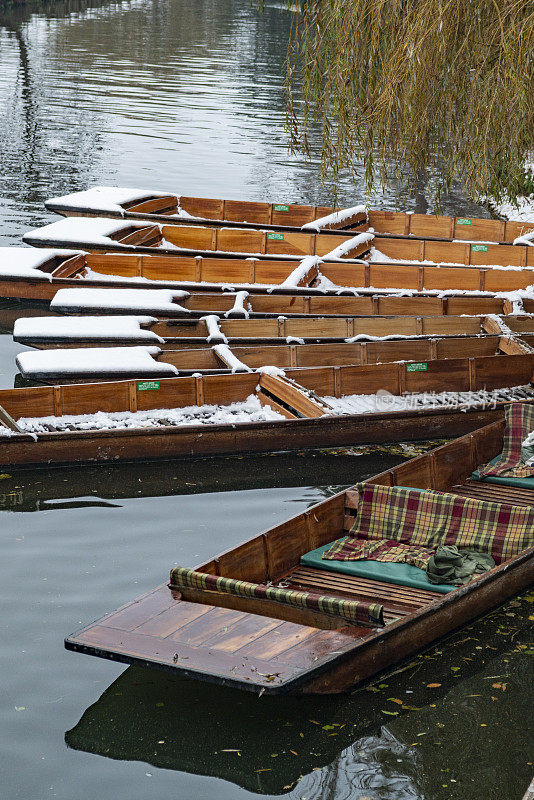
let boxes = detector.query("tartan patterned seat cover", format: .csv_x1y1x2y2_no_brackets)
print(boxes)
477,402,534,479
169,566,384,626
322,482,534,566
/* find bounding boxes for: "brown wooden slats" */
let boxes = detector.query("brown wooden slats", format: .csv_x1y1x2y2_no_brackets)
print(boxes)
113,225,162,247
451,481,534,508
160,224,370,261
235,621,320,660
68,622,301,688
271,627,368,667
258,373,328,417
125,196,179,215
286,567,432,611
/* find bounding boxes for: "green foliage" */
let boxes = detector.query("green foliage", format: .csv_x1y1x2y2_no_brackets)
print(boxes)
283,0,534,204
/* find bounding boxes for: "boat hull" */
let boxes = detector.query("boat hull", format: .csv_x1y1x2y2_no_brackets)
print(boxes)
0,405,502,469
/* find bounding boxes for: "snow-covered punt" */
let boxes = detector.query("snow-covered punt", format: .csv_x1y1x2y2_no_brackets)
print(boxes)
13,336,534,383
22,217,375,262
64,416,534,694
45,187,368,232
1,357,534,467
3,244,534,312
45,186,534,244
13,311,534,358
23,216,534,269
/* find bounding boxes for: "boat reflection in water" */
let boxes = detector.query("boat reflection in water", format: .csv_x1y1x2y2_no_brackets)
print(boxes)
65,593,532,798
0,446,412,513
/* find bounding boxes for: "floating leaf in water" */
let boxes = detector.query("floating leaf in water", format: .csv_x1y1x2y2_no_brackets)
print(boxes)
427,683,441,688
381,710,399,716
388,698,403,704
0,474,11,479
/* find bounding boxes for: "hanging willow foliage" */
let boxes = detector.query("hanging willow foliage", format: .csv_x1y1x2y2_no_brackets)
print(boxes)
284,0,534,203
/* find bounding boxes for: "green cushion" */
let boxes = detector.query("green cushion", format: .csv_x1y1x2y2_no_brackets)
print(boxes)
471,454,534,490
300,542,453,594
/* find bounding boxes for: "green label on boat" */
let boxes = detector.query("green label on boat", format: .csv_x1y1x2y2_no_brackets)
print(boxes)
457,218,471,225
274,205,289,212
472,244,489,252
406,362,428,372
138,380,160,391
268,232,285,240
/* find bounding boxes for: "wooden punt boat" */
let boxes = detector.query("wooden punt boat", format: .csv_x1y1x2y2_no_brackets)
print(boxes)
14,333,533,382
15,311,534,349
23,216,534,268
64,415,534,694
45,186,534,244
2,351,534,467
4,247,534,308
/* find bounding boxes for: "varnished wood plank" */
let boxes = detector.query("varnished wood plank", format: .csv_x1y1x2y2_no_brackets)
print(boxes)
236,621,320,659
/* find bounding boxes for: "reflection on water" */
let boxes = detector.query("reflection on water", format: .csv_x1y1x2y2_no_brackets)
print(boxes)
0,447,407,511
65,594,533,799
0,0,490,247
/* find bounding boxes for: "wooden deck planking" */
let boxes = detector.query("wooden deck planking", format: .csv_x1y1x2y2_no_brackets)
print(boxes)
235,621,327,660
70,624,300,689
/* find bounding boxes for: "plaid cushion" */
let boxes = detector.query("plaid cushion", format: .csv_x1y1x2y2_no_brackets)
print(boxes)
329,483,534,565
478,402,534,478
169,566,384,626
322,538,435,570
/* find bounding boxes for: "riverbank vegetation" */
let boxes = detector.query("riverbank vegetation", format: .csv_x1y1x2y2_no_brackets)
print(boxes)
282,0,533,206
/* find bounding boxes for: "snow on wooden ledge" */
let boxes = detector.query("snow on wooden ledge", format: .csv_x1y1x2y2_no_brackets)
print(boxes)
45,187,174,215
14,316,163,342
23,217,152,248
301,205,368,231
0,247,81,279
50,287,190,314
16,346,178,378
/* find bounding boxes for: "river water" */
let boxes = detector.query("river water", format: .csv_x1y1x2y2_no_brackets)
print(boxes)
0,1,532,799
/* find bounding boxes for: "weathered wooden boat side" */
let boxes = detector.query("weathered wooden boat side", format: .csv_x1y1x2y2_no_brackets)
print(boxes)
2,353,534,465
5,247,534,305
45,187,534,243
23,217,534,268
13,309,534,354
14,332,534,382
64,418,534,694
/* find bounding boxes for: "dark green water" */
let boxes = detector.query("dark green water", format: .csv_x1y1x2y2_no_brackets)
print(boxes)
0,1,531,798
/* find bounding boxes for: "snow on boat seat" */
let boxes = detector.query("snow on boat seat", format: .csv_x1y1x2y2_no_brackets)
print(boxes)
169,567,385,627
22,217,152,249
0,247,80,280
14,316,163,344
301,482,534,592
45,187,176,216
16,346,178,380
50,288,190,315
471,403,534,489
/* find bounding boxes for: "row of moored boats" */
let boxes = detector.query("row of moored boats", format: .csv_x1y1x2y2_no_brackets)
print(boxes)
3,186,533,692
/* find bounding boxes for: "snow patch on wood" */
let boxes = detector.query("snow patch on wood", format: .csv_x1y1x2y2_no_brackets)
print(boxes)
16,346,178,378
